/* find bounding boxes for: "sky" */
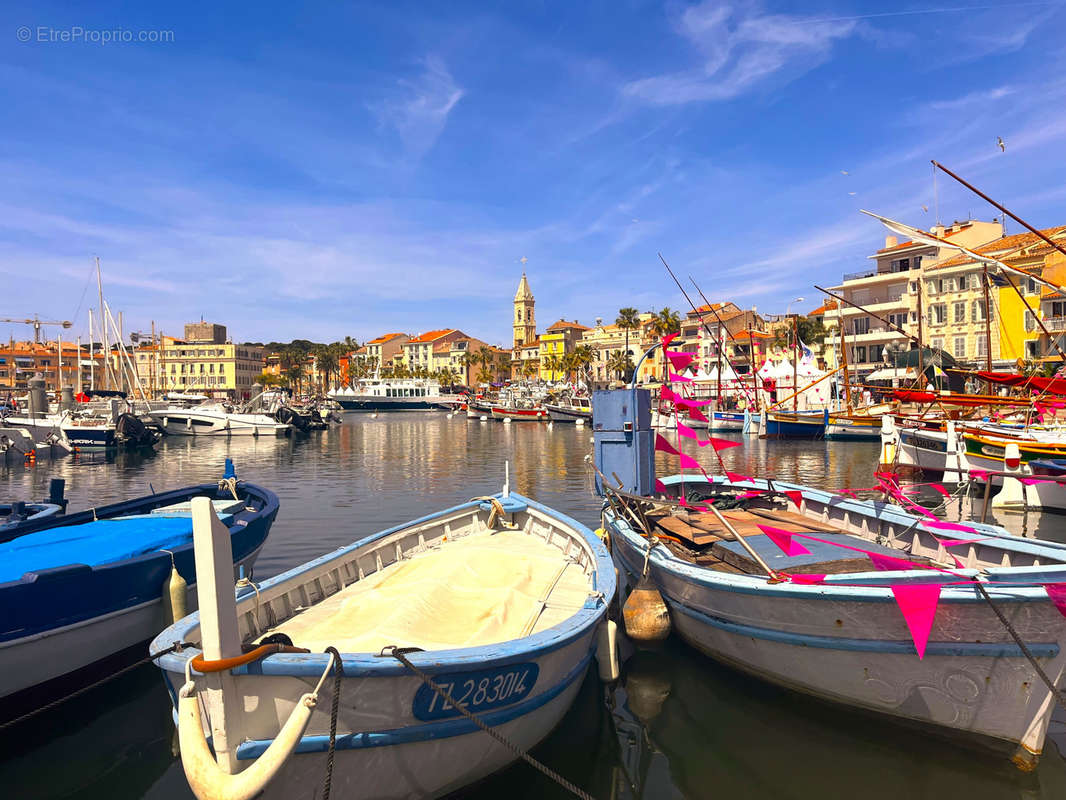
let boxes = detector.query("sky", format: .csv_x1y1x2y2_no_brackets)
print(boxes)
3,1,1066,348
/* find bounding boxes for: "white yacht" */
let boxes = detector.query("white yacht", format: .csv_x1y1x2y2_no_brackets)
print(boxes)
328,378,458,411
148,399,291,436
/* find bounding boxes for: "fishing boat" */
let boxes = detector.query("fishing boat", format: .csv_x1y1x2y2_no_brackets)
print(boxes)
545,397,592,423
763,408,828,438
0,466,277,720
605,472,1066,768
149,399,292,436
491,404,548,421
152,483,614,800
825,412,883,441
0,501,63,533
706,410,745,432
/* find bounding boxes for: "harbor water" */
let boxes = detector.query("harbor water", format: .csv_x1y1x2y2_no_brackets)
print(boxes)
2,413,1065,799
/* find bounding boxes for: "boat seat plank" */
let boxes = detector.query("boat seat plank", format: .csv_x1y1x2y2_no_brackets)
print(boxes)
711,534,915,576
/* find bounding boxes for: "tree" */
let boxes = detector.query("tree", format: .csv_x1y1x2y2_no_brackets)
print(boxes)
606,350,631,380
315,346,339,392
615,308,641,379
649,307,681,339
256,370,281,387
285,362,305,395
570,344,594,383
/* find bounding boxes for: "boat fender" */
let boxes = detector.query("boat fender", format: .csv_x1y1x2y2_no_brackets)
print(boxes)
596,620,620,682
177,682,315,800
622,577,671,643
163,563,188,625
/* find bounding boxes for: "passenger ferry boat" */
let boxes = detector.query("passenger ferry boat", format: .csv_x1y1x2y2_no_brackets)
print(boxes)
329,379,458,411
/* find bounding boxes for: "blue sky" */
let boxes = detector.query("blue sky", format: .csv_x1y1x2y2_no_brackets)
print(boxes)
3,1,1066,348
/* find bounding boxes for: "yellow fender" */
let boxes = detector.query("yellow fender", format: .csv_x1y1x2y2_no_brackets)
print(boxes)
178,682,315,800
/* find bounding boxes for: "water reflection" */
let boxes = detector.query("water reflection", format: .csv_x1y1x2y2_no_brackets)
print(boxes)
1,414,1064,799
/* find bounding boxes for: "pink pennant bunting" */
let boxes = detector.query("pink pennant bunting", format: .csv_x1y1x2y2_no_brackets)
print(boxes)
661,333,679,347
678,452,702,470
1045,584,1066,619
708,436,741,452
670,372,694,383
675,397,713,408
789,573,826,585
868,552,927,572
737,490,764,498
934,535,993,547
928,484,950,498
757,524,811,557
837,488,858,498
687,408,709,423
661,386,681,403
969,469,990,482
678,496,690,507
665,351,695,370
784,490,803,509
726,471,753,483
655,434,680,456
1019,477,1056,486
677,422,701,442
654,479,668,494
890,583,942,659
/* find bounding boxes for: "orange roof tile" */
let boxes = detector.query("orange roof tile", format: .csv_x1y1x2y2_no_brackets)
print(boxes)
929,226,1066,270
406,329,456,344
807,300,838,316
546,319,590,332
367,332,407,345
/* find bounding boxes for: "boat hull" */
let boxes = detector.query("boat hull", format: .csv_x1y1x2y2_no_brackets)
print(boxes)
0,483,277,715
150,411,290,436
707,411,744,432
491,406,548,421
825,415,882,441
545,404,592,422
609,503,1066,763
763,410,828,438
334,397,449,411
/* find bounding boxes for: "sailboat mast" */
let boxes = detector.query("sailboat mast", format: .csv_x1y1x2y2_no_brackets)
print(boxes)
982,265,993,378
838,307,851,411
96,257,110,391
747,326,760,414
792,314,799,412
88,308,95,391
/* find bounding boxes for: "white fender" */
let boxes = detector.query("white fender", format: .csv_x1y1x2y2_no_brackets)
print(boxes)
596,620,619,682
178,684,315,800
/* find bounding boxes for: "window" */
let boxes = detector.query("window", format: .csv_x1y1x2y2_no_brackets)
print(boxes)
932,337,944,351
953,336,966,359
888,312,907,330
853,317,870,335
976,338,988,357
1027,340,1040,358
953,302,966,324
1025,310,1037,332
972,300,987,322
909,281,917,294
929,304,947,325
1052,301,1066,318
853,345,867,363
1027,278,1038,294
943,277,957,293
891,257,910,272
925,280,937,296
869,344,883,363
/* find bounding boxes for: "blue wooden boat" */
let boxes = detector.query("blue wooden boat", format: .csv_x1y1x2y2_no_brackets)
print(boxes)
152,486,614,800
0,465,277,721
763,408,828,438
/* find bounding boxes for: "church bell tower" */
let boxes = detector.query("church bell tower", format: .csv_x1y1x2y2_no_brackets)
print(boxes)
513,272,536,349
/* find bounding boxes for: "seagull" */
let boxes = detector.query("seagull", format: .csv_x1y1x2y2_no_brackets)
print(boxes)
840,170,850,176
997,136,1005,152
922,205,929,213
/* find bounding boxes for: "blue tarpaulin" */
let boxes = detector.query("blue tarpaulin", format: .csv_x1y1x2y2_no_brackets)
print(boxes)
0,514,214,583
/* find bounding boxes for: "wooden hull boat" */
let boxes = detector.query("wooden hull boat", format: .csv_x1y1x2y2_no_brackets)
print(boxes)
763,409,828,438
0,477,277,720
606,474,1066,768
544,403,592,422
490,405,548,421
825,413,882,441
153,491,614,800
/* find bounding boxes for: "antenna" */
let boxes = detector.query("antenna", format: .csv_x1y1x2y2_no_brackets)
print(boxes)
932,163,941,226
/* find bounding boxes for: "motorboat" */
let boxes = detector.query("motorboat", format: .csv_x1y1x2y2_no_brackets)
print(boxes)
328,379,459,412
149,399,291,436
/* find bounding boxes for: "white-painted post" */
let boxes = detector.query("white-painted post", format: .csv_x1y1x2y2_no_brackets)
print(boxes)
503,461,510,498
991,443,1038,510
191,497,243,773
879,415,896,468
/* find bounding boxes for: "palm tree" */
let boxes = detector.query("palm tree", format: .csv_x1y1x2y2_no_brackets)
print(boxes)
285,362,305,395
570,345,594,383
615,307,641,380
649,307,682,339
315,346,339,392
606,350,631,380
542,354,560,382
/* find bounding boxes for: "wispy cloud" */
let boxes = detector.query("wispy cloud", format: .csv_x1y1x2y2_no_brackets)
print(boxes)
370,56,465,159
622,2,857,105
925,86,1016,111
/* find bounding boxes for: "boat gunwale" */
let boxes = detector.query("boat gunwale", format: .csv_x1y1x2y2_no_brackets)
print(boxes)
153,491,614,678
604,475,1066,602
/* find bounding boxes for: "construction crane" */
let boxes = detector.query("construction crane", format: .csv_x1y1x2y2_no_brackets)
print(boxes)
0,315,73,343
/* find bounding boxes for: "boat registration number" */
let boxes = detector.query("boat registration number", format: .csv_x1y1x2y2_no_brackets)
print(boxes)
412,662,539,721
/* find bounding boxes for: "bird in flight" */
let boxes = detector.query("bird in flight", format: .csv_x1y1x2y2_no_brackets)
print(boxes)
922,205,929,213
997,136,1005,152
840,170,849,175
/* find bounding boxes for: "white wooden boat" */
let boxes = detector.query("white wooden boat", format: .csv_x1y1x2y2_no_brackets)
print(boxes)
606,474,1066,769
149,403,291,436
706,410,744,432
153,487,615,800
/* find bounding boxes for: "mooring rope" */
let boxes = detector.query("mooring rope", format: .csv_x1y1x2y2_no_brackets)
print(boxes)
0,640,193,731
321,646,344,800
382,646,597,800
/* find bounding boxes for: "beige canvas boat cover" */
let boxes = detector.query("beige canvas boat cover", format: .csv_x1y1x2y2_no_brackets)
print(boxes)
269,529,592,653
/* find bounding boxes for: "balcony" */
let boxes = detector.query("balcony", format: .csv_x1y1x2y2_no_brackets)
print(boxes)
842,269,876,281
1042,316,1066,332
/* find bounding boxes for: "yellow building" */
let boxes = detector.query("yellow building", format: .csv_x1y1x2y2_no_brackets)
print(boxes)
154,323,264,398
927,226,1066,367
538,320,589,381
